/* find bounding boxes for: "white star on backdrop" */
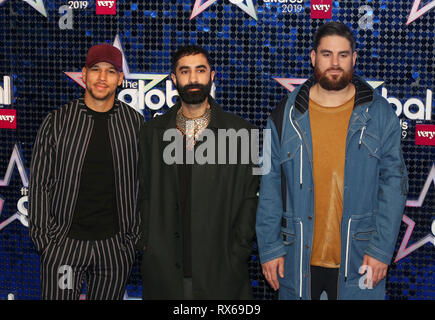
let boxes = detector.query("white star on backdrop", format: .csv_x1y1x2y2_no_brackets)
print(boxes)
190,0,257,20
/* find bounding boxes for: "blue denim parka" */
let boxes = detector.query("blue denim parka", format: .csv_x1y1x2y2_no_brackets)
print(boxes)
256,74,408,300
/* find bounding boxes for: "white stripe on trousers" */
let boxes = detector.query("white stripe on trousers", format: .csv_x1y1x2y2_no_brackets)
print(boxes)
39,233,135,300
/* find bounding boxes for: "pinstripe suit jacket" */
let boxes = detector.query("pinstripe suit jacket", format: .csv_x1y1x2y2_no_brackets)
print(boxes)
28,98,144,254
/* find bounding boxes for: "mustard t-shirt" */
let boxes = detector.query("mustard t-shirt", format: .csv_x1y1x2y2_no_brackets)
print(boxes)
309,96,354,268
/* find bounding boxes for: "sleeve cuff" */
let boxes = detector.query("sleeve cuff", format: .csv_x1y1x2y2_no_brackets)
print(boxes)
259,244,286,264
365,244,392,265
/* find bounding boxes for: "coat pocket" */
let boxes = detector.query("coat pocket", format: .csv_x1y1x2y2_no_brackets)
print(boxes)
280,138,300,166
279,213,300,294
281,213,296,245
344,213,376,287
360,131,381,160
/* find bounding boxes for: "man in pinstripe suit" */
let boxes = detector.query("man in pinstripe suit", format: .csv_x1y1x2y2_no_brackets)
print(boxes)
28,44,143,300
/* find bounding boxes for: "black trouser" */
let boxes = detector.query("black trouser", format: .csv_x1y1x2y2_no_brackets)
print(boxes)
310,266,339,300
39,233,135,300
183,277,194,299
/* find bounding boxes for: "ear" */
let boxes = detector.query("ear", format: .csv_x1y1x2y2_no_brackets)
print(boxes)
82,67,87,83
117,72,124,86
310,49,316,67
171,73,177,87
352,51,357,66
211,70,216,82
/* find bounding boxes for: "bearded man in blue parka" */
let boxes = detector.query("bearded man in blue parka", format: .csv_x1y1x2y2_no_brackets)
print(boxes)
256,22,408,300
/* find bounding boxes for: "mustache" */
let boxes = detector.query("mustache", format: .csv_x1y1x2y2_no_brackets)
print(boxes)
325,67,344,72
182,83,206,90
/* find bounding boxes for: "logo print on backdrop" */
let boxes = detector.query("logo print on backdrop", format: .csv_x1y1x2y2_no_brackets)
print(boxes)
382,87,432,121
0,109,17,129
0,75,12,106
96,0,116,15
190,0,258,20
0,144,29,231
415,124,435,146
310,0,332,19
264,0,304,14
395,164,435,262
406,0,435,25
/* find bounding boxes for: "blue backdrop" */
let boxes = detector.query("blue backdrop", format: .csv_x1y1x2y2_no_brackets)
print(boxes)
0,0,433,299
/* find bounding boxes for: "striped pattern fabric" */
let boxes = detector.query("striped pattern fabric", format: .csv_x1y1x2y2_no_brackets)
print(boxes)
40,233,135,300
28,98,143,255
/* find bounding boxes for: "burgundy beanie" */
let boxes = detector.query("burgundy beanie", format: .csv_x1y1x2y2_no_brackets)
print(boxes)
85,43,123,72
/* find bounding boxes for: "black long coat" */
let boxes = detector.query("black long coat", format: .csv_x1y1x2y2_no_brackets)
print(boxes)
137,97,259,299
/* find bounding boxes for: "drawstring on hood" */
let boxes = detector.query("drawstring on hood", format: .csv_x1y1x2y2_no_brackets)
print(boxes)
289,105,303,189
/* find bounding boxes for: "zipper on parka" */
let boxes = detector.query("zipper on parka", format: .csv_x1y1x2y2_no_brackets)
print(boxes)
288,106,315,300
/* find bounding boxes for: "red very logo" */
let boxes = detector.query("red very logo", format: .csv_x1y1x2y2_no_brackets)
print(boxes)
415,124,435,146
0,109,17,129
311,0,332,19
96,0,116,15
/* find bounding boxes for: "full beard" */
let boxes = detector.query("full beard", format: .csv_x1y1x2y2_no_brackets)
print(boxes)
314,66,353,91
176,78,213,105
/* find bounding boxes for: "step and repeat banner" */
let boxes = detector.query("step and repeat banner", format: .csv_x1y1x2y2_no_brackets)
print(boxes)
0,0,433,300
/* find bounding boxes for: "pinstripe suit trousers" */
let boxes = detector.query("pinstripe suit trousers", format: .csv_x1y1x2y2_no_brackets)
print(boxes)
39,233,135,300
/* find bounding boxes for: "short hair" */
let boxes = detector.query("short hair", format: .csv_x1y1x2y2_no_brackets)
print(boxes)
171,45,213,73
313,22,356,52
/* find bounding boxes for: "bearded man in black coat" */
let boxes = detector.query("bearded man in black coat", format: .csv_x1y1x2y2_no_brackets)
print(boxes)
136,45,259,299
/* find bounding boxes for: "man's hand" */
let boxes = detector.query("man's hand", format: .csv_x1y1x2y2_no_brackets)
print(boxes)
360,255,388,288
261,256,285,291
